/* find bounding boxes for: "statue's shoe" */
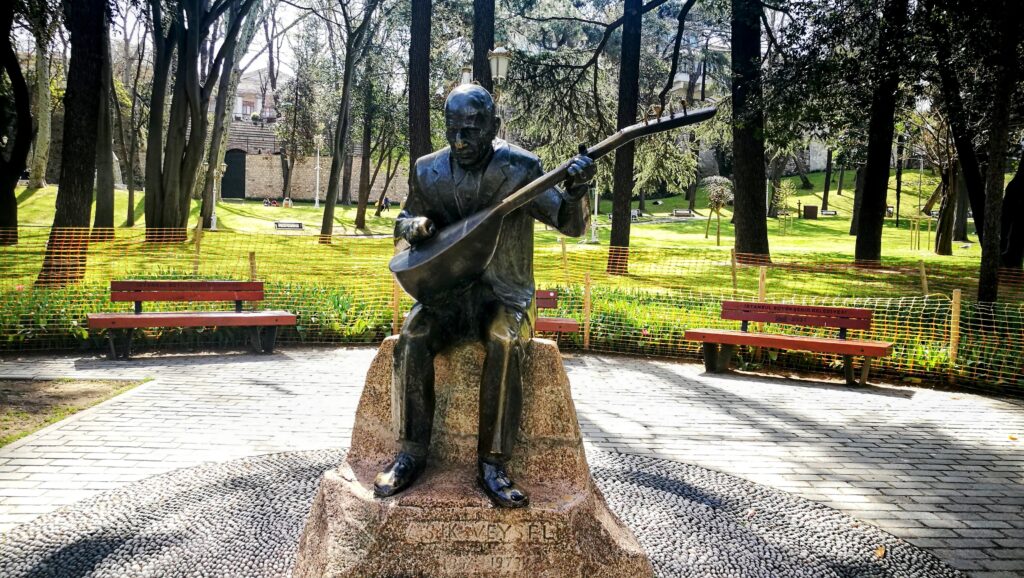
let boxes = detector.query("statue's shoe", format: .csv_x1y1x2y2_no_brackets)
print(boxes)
373,452,425,498
477,460,530,508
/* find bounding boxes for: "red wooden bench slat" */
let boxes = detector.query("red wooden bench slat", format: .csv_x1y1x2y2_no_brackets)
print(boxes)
111,290,264,303
534,289,579,334
721,301,873,320
684,329,893,357
535,297,559,309
721,310,872,330
536,317,580,333
87,311,296,329
111,280,262,292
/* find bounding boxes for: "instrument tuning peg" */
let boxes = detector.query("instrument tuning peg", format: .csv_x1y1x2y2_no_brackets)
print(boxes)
578,143,588,157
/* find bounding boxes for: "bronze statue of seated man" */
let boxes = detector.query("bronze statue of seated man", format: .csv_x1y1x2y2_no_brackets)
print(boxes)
374,84,595,508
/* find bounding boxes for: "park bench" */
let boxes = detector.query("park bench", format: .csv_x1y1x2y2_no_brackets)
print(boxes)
672,208,695,217
535,290,580,338
684,301,893,386
820,209,838,216
87,280,296,359
274,221,304,230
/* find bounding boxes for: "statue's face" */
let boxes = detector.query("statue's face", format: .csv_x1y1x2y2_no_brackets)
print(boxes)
444,87,500,169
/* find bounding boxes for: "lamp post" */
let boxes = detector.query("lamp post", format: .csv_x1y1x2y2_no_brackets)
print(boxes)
488,47,510,139
314,133,324,209
590,184,600,243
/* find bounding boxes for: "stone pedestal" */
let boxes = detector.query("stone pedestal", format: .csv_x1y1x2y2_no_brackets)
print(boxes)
293,337,653,578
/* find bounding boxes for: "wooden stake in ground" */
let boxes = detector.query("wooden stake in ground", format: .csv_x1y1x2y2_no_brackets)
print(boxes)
949,288,961,381
583,273,592,350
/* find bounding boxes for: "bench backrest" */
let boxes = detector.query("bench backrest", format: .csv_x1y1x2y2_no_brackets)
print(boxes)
721,301,872,331
111,281,265,304
535,290,558,310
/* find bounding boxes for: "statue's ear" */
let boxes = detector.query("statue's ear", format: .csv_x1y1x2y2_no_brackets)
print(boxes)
492,116,502,137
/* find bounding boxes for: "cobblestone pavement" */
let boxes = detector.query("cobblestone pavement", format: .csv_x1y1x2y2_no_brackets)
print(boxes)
1,347,1022,577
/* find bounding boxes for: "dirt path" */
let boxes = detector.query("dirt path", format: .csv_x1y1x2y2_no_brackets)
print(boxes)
1,379,141,447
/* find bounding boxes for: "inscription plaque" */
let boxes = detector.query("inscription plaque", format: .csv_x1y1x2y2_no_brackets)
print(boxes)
406,520,560,544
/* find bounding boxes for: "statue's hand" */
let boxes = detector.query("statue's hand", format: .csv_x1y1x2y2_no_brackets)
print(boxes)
404,217,436,244
564,154,596,200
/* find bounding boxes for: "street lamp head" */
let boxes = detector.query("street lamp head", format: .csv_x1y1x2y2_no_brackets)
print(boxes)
488,46,510,83
460,65,473,85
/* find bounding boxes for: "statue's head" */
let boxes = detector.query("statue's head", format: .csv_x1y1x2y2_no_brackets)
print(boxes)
444,84,501,169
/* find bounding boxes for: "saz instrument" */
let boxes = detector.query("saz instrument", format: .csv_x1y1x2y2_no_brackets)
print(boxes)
390,106,717,304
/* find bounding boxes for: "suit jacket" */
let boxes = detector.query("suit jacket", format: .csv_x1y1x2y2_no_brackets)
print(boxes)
395,139,590,311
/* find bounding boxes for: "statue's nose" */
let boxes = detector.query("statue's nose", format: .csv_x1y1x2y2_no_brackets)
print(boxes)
453,134,466,149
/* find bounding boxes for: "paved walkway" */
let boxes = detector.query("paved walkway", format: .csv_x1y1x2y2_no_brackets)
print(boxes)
1,347,1022,577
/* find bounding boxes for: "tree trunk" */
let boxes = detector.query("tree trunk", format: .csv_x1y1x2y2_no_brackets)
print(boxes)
767,155,785,218
143,3,176,238
408,0,432,170
977,2,1017,303
607,0,642,275
821,148,833,211
928,4,987,244
836,165,845,196
92,28,115,241
28,32,50,190
894,135,904,228
0,1,34,246
281,151,293,199
355,78,373,229
200,0,244,229
320,53,356,240
934,167,953,255
472,0,494,93
793,154,813,189
342,148,354,205
952,162,969,241
37,0,105,284
730,0,769,259
850,166,866,235
1001,160,1024,268
686,132,698,212
146,0,255,240
854,0,908,262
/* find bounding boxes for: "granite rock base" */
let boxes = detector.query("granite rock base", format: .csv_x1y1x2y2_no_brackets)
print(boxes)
292,337,653,577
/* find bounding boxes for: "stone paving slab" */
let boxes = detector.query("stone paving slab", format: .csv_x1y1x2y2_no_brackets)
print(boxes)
1,347,1022,577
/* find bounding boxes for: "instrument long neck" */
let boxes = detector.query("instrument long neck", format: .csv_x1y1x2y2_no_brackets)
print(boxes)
493,106,716,218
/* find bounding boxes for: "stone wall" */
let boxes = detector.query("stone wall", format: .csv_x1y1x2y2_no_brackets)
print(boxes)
244,154,409,203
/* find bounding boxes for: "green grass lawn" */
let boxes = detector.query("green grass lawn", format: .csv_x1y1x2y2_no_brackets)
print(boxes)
15,185,397,236
9,169,995,295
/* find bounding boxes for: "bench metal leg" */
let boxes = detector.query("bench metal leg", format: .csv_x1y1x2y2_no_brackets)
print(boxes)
107,330,133,360
702,343,718,372
703,343,732,373
261,326,279,354
248,327,263,353
843,355,856,385
716,344,735,372
860,357,872,386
